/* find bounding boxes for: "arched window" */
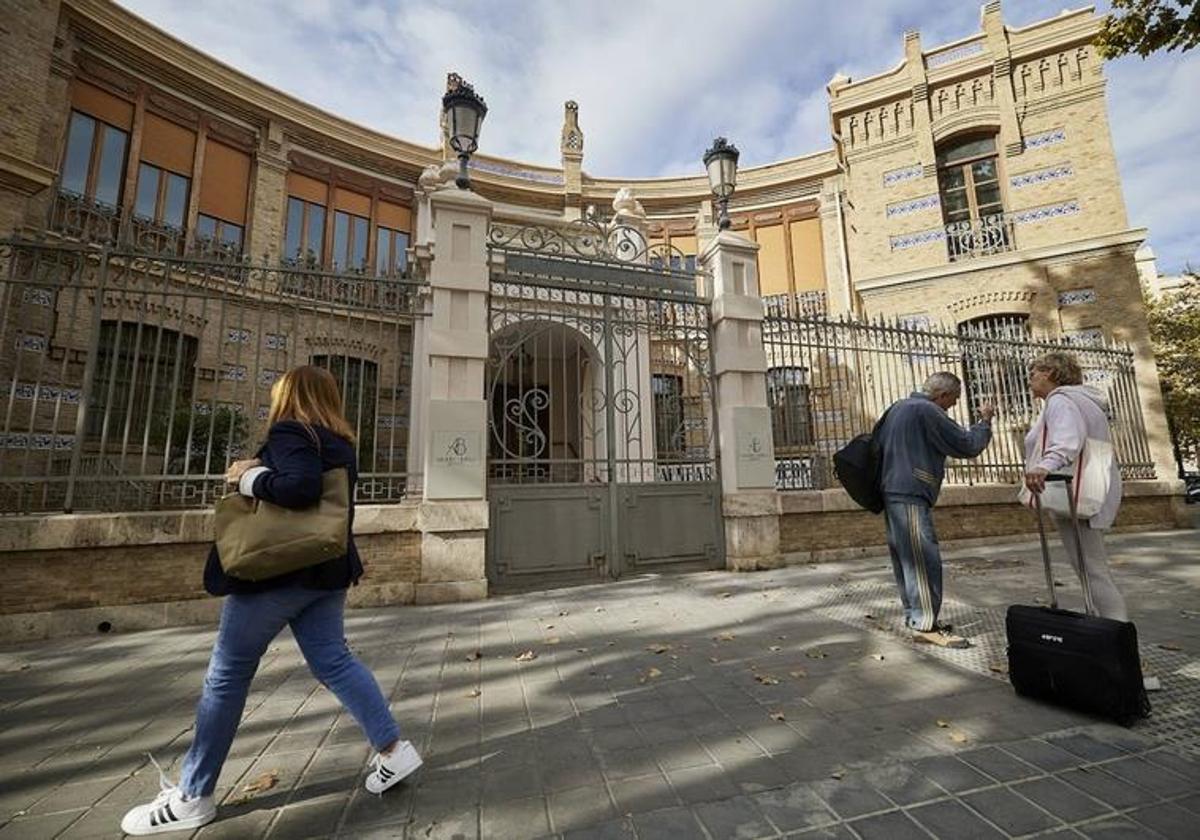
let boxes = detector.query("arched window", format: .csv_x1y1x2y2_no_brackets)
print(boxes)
937,134,1012,260
957,315,1033,419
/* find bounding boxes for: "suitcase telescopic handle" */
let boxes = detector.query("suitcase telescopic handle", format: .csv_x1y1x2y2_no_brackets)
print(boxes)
1033,475,1095,613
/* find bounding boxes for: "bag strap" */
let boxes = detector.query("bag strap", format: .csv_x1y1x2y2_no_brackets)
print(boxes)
1045,474,1096,614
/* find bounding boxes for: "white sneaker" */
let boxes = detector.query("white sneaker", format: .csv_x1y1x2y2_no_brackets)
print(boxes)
364,740,423,794
120,755,216,835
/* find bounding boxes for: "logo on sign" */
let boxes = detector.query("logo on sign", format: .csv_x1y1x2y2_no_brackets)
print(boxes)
1040,633,1064,644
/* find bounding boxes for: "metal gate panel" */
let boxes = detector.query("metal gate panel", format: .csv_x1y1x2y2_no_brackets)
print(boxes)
488,484,607,591
618,483,721,574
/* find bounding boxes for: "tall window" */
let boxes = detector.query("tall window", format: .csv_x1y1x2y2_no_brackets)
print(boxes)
652,373,685,457
958,315,1033,418
332,210,369,272
376,226,410,276
87,321,198,441
60,110,128,207
134,163,189,229
767,366,814,450
310,354,378,460
937,134,1010,260
285,197,326,264
196,214,244,252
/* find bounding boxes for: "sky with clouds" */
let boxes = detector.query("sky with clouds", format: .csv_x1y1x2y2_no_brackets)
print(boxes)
117,0,1199,273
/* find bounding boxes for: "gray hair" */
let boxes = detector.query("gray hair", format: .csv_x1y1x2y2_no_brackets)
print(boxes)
921,372,962,399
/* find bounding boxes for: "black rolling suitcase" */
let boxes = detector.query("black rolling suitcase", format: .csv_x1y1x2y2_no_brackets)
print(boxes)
1005,475,1150,726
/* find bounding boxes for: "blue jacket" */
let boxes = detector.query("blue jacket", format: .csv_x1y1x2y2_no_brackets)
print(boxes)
205,420,364,596
877,392,991,506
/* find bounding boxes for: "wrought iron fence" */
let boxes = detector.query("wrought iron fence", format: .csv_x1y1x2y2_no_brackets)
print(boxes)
763,311,1155,490
0,238,425,514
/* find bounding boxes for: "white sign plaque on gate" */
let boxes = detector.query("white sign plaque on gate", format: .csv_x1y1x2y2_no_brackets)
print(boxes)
426,399,486,499
733,406,775,489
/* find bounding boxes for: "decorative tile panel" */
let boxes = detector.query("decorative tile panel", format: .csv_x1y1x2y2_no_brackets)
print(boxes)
469,159,564,185
1065,327,1104,346
1012,200,1080,225
14,334,48,352
258,369,281,387
226,328,252,343
193,402,211,415
926,40,986,69
883,164,924,187
886,194,940,218
7,383,81,403
889,227,946,251
1010,163,1073,189
257,405,270,420
265,333,288,350
1023,128,1067,151
1058,288,1097,306
221,365,247,382
22,287,53,306
1,433,75,450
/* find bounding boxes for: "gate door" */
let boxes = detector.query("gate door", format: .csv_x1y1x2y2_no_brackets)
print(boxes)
486,221,723,591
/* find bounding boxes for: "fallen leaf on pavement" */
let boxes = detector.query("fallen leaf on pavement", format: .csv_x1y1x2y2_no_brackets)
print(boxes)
714,632,736,642
239,771,278,799
639,667,663,684
871,654,886,661
576,647,589,653
709,656,720,663
768,645,782,652
465,650,482,662
988,663,1009,675
936,719,950,728
789,669,808,679
467,689,480,698
806,650,829,659
769,711,786,722
594,607,605,612
544,624,555,630
754,674,780,685
864,613,877,620
719,592,733,599
515,650,538,661
558,610,570,616
645,643,672,654
949,731,969,744
1157,642,1183,651
830,770,845,780
547,637,561,645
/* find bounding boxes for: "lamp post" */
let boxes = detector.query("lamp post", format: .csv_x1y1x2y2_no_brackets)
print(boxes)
442,75,488,190
703,137,739,231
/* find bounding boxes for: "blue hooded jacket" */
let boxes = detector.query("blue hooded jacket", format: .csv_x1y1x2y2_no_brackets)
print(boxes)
877,392,992,505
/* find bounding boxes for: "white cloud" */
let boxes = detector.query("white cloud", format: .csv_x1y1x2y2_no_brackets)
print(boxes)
116,0,1199,269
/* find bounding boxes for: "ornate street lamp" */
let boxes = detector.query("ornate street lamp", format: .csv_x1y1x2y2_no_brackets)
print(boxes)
703,137,740,230
442,75,488,190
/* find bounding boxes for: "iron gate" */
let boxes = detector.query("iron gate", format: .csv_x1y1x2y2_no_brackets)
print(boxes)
485,220,723,590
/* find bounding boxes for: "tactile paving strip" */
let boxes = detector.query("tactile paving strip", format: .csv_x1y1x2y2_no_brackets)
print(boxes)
814,578,1200,755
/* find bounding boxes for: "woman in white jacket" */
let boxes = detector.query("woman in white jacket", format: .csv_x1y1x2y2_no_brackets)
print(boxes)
1023,351,1128,620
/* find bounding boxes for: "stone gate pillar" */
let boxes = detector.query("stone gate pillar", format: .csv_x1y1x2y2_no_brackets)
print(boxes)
700,229,782,571
415,184,493,603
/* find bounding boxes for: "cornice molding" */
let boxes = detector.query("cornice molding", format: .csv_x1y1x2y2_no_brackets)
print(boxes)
0,151,57,196
856,228,1148,292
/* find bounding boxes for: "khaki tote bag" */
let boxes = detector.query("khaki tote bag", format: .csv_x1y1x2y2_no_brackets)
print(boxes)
214,467,350,581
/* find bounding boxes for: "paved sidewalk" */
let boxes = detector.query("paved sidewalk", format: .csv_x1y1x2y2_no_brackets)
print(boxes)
1,528,1198,840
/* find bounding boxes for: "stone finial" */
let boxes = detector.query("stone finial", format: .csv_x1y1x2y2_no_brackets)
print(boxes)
826,72,851,94
611,187,646,223
561,100,583,156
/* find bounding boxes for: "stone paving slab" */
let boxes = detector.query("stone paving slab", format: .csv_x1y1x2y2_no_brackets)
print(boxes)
0,529,1197,839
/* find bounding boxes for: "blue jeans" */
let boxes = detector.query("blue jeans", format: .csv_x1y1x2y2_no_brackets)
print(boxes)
883,498,943,632
179,587,401,797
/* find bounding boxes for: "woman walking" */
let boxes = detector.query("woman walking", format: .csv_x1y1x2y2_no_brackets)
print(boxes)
121,366,421,835
1023,351,1128,620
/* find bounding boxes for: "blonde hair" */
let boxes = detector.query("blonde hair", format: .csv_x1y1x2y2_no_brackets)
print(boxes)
266,365,356,442
1031,351,1083,387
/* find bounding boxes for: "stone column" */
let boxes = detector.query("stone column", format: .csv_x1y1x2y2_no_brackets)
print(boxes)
700,229,781,571
415,184,493,603
818,176,854,317
246,121,287,262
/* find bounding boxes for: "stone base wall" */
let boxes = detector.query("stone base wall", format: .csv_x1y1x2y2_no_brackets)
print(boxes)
0,503,435,642
778,480,1191,562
